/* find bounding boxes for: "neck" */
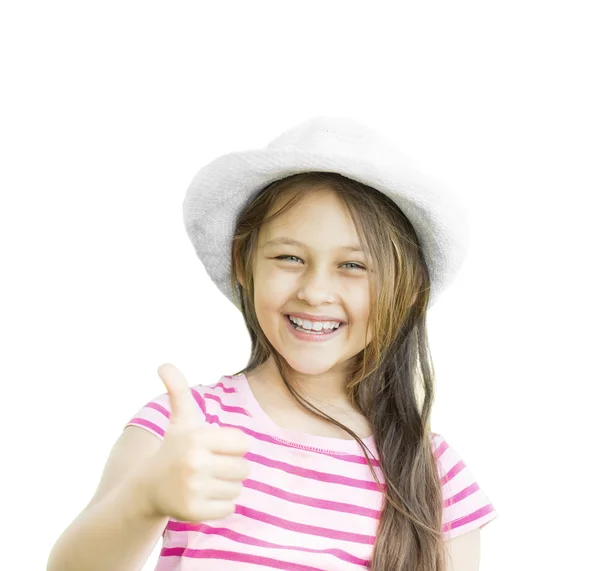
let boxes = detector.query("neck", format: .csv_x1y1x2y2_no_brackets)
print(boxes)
256,357,353,409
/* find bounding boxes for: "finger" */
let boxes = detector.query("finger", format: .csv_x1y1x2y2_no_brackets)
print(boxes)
204,426,250,456
189,500,236,522
204,480,244,501
157,363,201,426
210,455,251,481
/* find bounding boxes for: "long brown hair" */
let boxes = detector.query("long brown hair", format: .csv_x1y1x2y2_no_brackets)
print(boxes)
229,172,448,570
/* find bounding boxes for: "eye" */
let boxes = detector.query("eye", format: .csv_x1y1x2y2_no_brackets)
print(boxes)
274,256,366,271
343,262,366,270
275,255,302,263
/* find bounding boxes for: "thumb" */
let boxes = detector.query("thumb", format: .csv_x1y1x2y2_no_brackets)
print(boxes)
157,363,201,427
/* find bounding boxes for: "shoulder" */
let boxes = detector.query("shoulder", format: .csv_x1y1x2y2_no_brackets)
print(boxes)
193,374,250,414
123,374,237,439
430,432,498,541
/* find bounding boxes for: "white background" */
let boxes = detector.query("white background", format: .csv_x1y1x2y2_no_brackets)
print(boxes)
2,2,598,570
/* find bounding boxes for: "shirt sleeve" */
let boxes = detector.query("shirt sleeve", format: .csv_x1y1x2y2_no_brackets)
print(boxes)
123,391,174,441
432,433,498,540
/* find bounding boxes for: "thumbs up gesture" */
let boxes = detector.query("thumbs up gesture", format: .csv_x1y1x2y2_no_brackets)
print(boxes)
143,363,251,523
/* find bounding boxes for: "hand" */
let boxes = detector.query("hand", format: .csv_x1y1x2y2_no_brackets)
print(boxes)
143,363,251,522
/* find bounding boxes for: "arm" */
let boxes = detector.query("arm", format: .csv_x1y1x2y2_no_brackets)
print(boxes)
445,528,481,571
46,427,168,571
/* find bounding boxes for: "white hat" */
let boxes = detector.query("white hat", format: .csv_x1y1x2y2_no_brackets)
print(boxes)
182,116,469,309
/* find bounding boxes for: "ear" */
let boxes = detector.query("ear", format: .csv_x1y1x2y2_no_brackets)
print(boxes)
234,256,245,288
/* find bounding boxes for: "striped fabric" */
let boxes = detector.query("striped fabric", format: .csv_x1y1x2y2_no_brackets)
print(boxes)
125,373,497,570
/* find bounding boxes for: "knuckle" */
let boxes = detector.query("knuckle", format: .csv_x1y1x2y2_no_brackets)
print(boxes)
186,477,205,496
184,449,210,472
177,456,200,477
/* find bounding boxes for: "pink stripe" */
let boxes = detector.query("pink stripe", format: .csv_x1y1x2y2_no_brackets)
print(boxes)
441,459,466,486
166,522,370,566
235,504,376,544
146,401,170,417
211,381,237,393
127,418,165,438
245,451,381,491
444,481,480,508
160,547,325,570
444,503,496,532
433,439,449,459
204,393,250,415
191,389,380,468
242,478,382,518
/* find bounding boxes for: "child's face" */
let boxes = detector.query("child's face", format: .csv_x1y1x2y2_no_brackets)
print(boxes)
251,186,373,377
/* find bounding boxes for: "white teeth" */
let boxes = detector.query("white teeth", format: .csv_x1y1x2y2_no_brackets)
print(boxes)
288,315,341,331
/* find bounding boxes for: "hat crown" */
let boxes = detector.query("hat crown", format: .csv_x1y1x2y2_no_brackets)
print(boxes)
266,116,400,165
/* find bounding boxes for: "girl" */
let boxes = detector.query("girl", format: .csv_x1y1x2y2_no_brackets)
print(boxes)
47,117,497,571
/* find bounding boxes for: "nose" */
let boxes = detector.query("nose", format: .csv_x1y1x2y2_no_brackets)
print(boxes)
297,267,337,305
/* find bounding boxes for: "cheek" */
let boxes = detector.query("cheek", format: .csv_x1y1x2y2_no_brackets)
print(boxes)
349,287,371,318
253,284,286,327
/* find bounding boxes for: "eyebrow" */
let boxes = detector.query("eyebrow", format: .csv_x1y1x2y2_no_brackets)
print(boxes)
261,237,364,253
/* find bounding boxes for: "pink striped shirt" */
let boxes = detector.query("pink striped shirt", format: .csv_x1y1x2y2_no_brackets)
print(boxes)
125,373,497,570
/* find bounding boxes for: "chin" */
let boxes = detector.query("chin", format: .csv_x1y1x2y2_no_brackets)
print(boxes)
280,353,341,376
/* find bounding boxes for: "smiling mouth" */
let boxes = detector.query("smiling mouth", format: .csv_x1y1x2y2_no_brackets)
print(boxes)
285,314,345,334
